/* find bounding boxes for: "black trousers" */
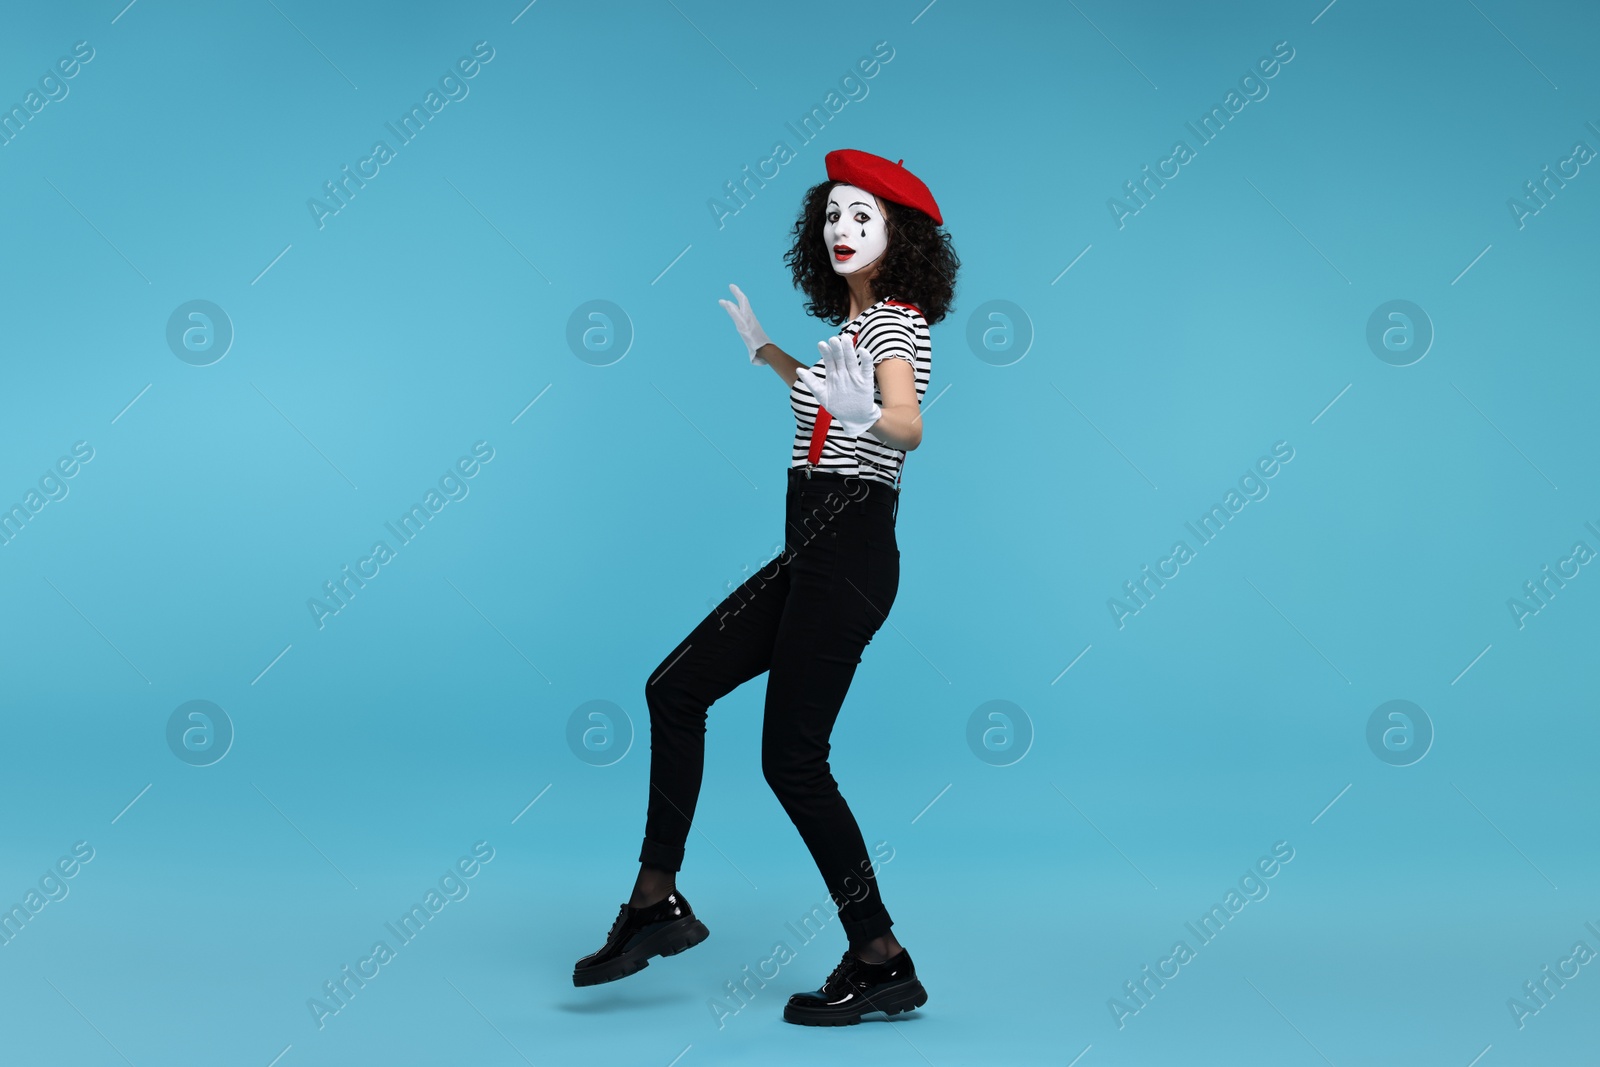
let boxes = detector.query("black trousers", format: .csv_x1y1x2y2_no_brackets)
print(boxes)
639,466,901,943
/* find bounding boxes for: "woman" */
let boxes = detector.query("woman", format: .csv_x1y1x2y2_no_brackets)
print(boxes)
573,149,959,1027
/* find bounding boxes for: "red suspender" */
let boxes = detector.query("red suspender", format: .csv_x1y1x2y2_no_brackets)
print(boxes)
807,406,832,465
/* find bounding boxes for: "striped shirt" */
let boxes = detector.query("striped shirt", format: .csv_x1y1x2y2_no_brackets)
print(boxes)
789,299,932,489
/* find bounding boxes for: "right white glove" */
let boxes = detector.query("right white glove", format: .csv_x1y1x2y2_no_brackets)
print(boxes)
718,283,771,366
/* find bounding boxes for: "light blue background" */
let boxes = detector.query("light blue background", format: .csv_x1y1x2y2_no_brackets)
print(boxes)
1,1,1596,1064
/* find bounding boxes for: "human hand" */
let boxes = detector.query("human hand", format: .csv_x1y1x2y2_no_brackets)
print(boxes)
718,283,771,366
794,333,882,436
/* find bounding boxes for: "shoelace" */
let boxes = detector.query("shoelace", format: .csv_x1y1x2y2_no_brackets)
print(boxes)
824,953,862,991
605,904,629,942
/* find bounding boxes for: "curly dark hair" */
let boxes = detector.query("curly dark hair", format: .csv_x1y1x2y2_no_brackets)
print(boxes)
784,179,959,326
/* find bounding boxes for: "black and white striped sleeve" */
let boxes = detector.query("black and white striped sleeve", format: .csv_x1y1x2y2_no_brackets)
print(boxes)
856,309,919,368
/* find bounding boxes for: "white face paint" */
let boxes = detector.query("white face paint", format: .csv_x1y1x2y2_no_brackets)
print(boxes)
824,183,888,276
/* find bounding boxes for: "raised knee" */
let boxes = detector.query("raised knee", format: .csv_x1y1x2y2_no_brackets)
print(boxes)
761,751,793,797
644,672,692,720
763,750,825,801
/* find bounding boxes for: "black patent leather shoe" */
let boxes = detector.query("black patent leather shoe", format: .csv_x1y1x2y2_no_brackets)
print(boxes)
783,947,928,1025
572,889,709,987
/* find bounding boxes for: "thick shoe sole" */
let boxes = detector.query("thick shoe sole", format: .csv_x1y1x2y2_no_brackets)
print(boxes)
572,916,709,987
782,977,928,1026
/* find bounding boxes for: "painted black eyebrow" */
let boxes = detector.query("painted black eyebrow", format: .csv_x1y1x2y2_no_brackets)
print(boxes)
826,198,877,212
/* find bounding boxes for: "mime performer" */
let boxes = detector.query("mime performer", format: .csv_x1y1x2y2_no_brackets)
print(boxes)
574,148,960,1027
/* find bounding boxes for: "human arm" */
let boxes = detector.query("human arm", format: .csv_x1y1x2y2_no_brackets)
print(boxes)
865,355,922,451
830,311,923,449
718,283,813,388
754,343,804,388
795,335,923,450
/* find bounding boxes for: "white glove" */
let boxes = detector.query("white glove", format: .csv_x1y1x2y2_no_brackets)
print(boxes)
794,333,882,436
718,283,771,366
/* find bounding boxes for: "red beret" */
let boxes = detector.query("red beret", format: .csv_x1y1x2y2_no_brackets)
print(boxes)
824,148,942,226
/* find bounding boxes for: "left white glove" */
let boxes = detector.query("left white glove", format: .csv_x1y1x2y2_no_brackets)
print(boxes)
718,283,772,366
794,333,882,436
